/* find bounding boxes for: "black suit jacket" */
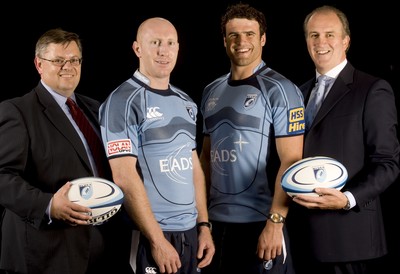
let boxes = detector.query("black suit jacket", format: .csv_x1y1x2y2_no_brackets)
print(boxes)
0,82,119,273
290,62,400,262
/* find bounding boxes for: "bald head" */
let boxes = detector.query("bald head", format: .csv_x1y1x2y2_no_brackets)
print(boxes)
132,17,180,89
136,17,178,43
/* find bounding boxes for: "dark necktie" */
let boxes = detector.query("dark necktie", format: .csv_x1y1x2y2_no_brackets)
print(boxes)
305,75,334,131
66,98,105,177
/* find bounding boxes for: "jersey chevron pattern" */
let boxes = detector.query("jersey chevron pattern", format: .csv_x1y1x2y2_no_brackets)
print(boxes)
100,74,198,230
201,65,305,222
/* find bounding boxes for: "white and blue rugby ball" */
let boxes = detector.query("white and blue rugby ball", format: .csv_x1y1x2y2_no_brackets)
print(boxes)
281,156,348,197
68,177,124,225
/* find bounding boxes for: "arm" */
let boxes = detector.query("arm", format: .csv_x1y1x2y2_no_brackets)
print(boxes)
109,156,181,274
192,150,215,268
0,100,92,227
199,135,211,196
294,79,400,210
257,134,304,261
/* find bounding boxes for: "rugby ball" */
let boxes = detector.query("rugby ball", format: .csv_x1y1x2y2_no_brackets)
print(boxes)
281,156,348,197
68,177,124,225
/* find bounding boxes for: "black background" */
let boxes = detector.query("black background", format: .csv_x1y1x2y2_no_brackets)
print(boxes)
3,1,398,104
2,0,399,272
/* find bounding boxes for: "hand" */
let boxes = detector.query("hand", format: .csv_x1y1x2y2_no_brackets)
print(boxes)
51,182,92,225
196,226,215,269
150,237,181,273
292,187,348,210
257,221,283,261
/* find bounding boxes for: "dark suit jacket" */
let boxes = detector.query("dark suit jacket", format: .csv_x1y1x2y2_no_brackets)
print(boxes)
289,62,400,262
0,82,122,274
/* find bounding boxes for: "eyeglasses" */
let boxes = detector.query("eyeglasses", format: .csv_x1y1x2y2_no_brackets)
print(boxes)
39,57,82,67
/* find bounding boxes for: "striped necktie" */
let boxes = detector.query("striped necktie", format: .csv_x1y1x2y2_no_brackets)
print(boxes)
66,98,105,177
305,75,334,130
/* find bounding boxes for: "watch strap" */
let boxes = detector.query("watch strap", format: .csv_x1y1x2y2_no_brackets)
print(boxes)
197,221,212,231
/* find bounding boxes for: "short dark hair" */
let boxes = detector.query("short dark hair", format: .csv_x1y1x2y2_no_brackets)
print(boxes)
35,28,82,58
221,3,267,37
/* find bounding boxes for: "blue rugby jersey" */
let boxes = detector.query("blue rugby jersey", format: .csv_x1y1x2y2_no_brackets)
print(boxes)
201,64,305,222
100,71,198,231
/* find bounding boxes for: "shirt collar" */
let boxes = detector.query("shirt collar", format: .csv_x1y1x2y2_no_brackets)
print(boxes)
316,59,347,79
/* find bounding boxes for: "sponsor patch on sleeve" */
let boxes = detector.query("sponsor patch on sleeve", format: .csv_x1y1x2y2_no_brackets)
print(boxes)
287,107,305,134
107,139,132,157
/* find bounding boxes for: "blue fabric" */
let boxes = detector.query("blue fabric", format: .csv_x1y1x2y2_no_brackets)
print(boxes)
305,75,334,130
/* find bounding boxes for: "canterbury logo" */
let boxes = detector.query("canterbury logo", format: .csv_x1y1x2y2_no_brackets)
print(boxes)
145,266,157,274
147,107,163,119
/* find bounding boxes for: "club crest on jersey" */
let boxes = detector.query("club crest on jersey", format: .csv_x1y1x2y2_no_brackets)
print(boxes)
244,94,258,109
205,97,218,112
186,106,195,121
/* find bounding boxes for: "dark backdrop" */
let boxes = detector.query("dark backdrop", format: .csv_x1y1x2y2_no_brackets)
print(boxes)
2,0,399,273
2,1,398,103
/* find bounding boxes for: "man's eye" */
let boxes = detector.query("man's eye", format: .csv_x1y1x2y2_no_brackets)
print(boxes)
54,59,65,65
70,58,81,65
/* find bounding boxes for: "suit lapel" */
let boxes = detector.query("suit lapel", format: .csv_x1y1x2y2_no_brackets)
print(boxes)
35,86,93,173
311,63,355,128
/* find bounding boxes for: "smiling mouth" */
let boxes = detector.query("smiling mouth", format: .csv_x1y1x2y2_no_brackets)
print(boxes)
236,48,250,53
316,50,330,55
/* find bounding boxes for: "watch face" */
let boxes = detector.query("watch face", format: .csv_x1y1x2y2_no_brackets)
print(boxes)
272,214,280,222
269,213,285,223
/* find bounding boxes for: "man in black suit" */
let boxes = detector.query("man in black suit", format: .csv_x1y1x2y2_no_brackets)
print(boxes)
288,5,400,274
0,28,131,274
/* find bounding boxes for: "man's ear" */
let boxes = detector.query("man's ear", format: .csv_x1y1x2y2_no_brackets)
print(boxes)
132,41,141,57
34,57,43,74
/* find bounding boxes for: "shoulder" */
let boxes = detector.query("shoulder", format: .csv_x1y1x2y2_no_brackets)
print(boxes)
75,93,100,108
203,74,230,93
354,70,390,88
102,78,143,107
0,88,38,113
342,64,392,93
259,67,293,83
258,67,300,92
169,84,195,103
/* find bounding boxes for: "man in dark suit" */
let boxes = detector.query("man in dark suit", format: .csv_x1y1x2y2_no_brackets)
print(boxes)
288,5,400,274
0,28,131,274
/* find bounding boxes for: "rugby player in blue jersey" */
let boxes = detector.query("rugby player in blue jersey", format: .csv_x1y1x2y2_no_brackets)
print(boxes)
200,3,305,274
99,17,215,274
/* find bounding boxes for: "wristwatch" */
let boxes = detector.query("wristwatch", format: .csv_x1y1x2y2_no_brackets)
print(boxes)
197,221,212,231
267,213,286,223
343,198,351,210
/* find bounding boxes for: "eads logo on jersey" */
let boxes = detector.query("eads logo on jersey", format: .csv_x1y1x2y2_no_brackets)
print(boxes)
287,107,305,134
